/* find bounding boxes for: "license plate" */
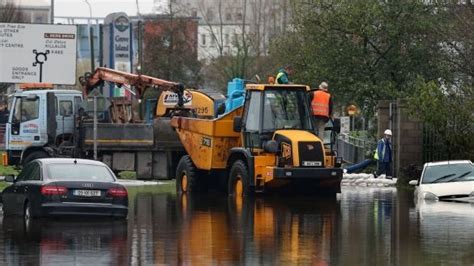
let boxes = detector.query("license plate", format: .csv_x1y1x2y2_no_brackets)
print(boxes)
73,190,101,197
302,161,322,167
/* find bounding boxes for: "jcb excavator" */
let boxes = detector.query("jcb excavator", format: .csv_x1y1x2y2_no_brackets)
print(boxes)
171,84,343,195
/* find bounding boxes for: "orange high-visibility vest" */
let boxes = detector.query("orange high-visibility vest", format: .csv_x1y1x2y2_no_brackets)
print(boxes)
311,90,330,117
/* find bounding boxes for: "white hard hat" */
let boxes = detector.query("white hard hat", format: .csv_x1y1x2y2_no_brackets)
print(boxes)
319,82,328,89
384,129,392,136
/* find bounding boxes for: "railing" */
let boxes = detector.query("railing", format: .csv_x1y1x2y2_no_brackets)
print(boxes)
336,133,376,164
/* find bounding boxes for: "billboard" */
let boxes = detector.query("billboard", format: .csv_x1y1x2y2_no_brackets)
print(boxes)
0,23,77,84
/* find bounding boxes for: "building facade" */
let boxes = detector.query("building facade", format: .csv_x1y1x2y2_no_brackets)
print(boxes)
167,0,293,61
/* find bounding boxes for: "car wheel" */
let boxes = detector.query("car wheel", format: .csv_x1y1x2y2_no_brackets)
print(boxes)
23,151,49,166
228,160,254,197
176,155,202,193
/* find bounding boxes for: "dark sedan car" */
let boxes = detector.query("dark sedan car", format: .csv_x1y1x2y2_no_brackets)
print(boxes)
2,158,128,219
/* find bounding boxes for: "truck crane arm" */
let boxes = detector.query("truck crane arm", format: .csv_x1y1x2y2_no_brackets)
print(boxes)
79,67,185,106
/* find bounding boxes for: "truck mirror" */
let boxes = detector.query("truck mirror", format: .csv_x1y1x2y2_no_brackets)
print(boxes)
263,140,279,153
233,116,242,132
5,175,15,183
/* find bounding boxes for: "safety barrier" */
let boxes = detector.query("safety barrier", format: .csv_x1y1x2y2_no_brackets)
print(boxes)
336,134,375,164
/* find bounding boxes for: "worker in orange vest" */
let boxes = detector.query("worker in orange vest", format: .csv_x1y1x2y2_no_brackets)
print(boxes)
311,82,333,136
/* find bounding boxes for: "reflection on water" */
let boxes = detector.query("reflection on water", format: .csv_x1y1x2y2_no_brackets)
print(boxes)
0,187,473,265
0,217,128,265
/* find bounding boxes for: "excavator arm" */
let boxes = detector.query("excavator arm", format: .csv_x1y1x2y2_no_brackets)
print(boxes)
79,67,185,106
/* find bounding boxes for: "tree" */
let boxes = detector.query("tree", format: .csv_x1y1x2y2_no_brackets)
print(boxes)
0,1,25,23
408,79,474,160
270,0,452,114
407,3,474,160
141,16,202,88
195,0,292,92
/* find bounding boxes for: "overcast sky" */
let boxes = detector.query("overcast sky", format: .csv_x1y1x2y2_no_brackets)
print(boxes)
20,0,166,18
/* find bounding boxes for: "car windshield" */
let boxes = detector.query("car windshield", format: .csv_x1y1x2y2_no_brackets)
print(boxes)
46,164,115,182
422,163,474,184
262,89,313,132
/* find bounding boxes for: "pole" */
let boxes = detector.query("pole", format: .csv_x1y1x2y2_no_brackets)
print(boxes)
93,96,98,161
90,26,95,71
50,0,54,24
84,0,94,72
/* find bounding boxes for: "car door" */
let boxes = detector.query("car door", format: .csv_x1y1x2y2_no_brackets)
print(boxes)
3,163,33,215
23,162,42,212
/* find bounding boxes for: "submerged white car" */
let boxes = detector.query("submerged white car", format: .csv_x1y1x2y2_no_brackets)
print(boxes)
409,160,474,202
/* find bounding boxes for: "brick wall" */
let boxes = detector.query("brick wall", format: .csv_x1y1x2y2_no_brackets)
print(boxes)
377,100,423,177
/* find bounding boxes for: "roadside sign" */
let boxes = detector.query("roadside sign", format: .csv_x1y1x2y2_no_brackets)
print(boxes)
0,23,77,84
340,116,350,134
103,12,133,97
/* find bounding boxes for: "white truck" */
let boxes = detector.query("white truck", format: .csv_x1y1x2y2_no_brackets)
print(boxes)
3,88,188,180
5,89,80,165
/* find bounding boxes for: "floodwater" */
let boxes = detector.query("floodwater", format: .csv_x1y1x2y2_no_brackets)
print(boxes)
1,186,474,265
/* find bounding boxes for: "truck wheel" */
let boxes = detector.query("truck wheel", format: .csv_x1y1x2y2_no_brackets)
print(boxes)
23,151,49,166
228,160,253,197
176,155,200,193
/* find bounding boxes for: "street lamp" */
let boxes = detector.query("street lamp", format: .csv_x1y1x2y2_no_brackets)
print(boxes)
84,0,95,72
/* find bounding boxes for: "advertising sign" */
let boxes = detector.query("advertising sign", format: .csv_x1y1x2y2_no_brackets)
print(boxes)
104,13,133,97
0,23,77,84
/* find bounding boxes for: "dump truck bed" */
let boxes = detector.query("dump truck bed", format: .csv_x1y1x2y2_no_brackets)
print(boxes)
81,118,183,151
170,108,242,170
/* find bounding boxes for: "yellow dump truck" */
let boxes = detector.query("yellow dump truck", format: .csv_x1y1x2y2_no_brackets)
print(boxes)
171,84,343,196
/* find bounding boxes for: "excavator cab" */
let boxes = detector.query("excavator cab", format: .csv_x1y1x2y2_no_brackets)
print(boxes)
239,85,315,149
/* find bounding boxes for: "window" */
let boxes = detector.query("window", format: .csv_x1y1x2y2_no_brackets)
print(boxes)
206,8,214,21
59,100,73,116
47,164,115,182
16,163,35,182
224,34,230,45
201,34,206,46
225,10,232,21
235,9,243,21
244,91,261,131
13,96,39,123
262,89,313,132
422,163,474,184
13,97,21,123
74,96,82,112
26,163,41,181
191,8,197,17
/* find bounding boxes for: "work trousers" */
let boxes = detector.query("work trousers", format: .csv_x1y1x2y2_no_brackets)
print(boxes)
377,162,392,177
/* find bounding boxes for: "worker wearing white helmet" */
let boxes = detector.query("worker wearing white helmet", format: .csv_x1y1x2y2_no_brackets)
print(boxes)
311,81,333,136
374,129,393,179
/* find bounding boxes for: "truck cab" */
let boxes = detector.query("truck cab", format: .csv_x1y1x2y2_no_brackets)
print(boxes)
5,89,82,165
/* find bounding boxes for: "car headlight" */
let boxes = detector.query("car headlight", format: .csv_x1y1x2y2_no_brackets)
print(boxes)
422,191,439,201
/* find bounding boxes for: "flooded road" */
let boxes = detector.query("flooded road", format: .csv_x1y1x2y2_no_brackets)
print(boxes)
0,186,473,265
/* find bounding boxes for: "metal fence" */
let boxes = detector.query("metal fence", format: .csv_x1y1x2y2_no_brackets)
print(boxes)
336,133,376,164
